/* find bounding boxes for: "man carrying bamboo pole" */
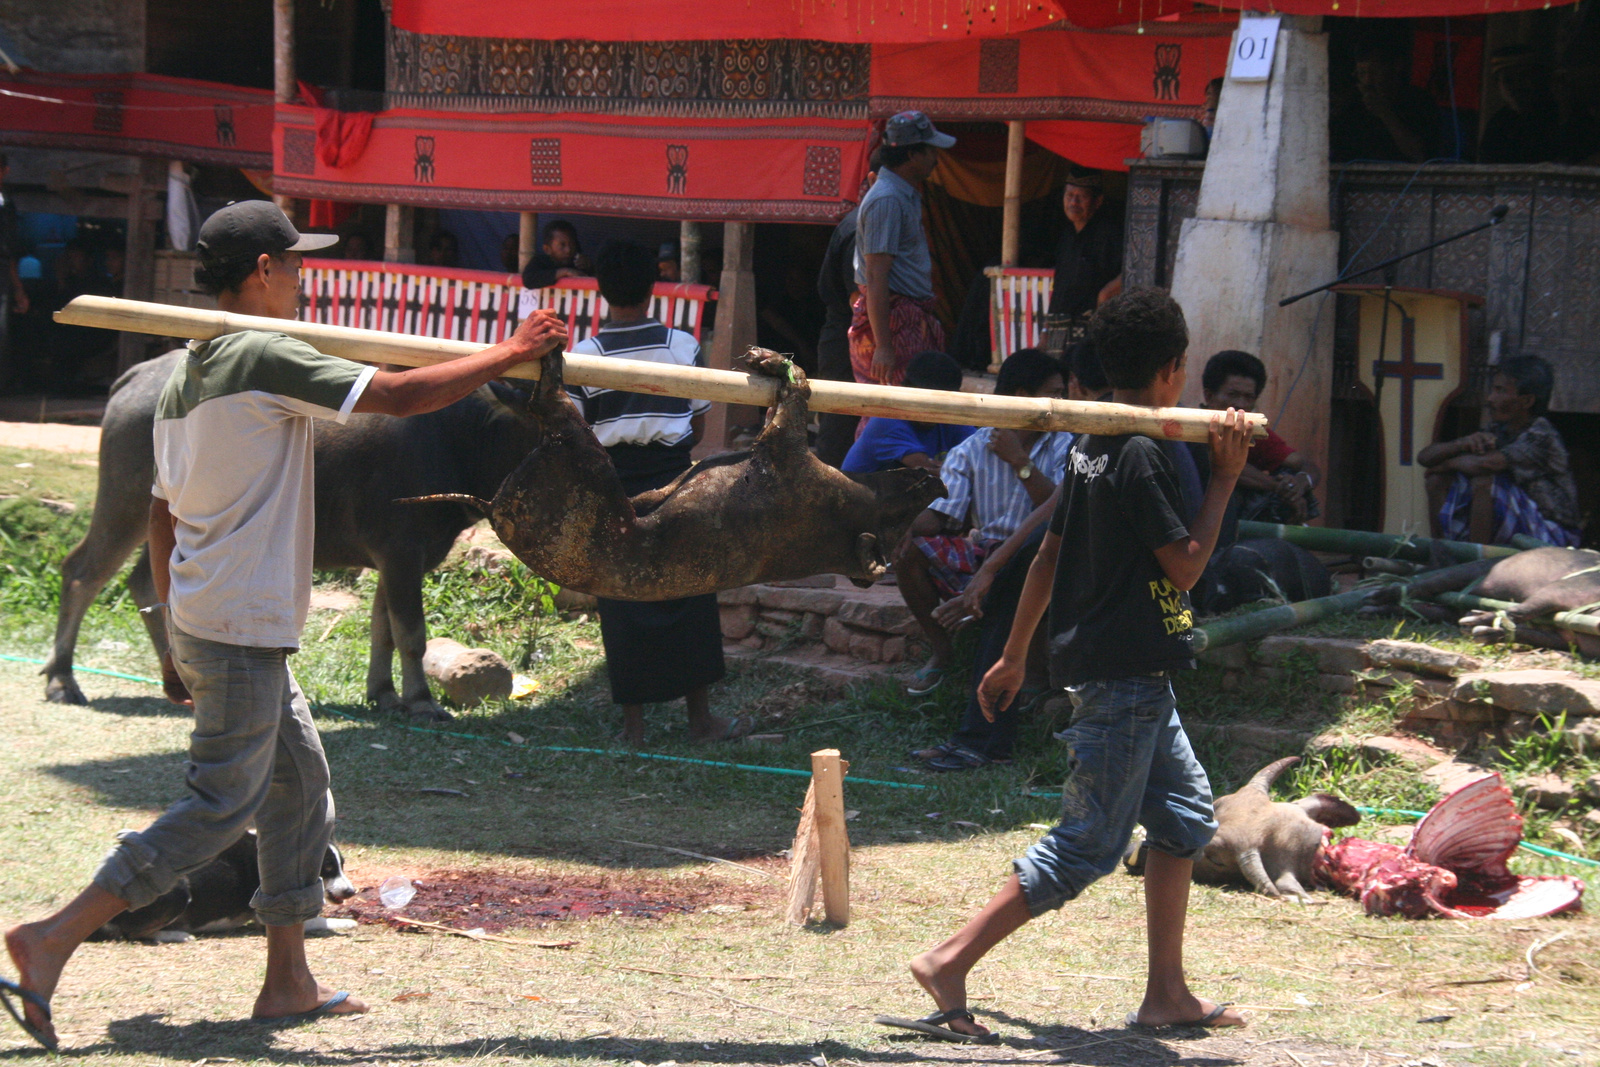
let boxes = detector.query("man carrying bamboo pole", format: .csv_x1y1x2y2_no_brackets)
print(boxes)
2,201,567,1049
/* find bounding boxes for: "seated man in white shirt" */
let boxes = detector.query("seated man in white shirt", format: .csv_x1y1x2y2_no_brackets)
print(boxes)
894,349,1071,695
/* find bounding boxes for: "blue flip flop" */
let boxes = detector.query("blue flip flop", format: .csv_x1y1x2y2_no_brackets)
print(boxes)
0,977,57,1051
253,990,355,1023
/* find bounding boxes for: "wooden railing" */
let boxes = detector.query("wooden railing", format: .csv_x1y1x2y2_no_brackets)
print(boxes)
298,259,716,346
985,266,1054,371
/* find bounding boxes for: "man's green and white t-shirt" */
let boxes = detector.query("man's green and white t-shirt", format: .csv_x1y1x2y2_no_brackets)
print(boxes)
153,330,375,648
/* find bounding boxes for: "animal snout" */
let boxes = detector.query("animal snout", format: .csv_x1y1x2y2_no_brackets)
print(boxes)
321,844,359,902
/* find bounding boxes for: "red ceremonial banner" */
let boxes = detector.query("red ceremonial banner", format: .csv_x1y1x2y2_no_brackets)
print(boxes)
1024,121,1144,173
872,28,1230,122
0,70,273,167
386,0,1136,43
272,106,870,223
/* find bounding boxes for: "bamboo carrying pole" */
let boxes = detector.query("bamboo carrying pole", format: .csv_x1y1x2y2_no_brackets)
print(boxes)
810,749,850,926
55,296,1268,444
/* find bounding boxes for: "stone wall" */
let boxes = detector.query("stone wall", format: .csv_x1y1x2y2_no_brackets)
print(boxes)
717,580,927,666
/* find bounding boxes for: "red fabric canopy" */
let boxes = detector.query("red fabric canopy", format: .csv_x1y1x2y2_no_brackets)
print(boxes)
387,0,1184,41
391,0,1576,40
271,105,868,223
0,70,272,167
872,28,1229,121
1024,121,1143,172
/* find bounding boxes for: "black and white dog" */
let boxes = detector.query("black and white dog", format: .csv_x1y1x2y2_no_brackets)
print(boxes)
92,832,359,942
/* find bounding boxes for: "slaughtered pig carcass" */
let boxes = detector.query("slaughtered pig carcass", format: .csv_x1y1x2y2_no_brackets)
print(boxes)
417,348,946,599
1313,772,1584,919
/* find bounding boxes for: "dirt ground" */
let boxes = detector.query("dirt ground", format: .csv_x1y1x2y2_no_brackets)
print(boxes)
0,660,1595,1067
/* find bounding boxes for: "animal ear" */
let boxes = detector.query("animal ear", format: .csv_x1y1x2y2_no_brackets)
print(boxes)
1297,793,1361,828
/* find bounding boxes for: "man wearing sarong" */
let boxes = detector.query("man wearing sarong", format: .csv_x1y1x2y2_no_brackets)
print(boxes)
1421,355,1583,547
848,111,954,386
568,241,740,746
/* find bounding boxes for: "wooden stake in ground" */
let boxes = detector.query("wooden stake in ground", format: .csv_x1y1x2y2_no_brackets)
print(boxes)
783,749,852,926
55,296,1269,444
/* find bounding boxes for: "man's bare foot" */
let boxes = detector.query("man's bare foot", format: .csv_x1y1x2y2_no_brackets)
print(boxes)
1129,996,1245,1029
252,979,368,1020
688,714,752,744
6,922,69,1048
908,950,990,1037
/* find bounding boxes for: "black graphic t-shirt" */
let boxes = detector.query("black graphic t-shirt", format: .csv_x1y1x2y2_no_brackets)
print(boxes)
1046,434,1197,685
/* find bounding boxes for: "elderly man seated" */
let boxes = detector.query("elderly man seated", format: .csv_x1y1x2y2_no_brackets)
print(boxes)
893,349,1072,696
1421,355,1582,547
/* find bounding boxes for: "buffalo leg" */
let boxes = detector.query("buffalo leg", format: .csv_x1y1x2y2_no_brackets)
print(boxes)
126,547,169,659
365,576,399,712
379,553,451,722
44,500,151,704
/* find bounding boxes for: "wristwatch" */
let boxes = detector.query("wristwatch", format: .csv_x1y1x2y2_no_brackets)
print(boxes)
1016,463,1035,481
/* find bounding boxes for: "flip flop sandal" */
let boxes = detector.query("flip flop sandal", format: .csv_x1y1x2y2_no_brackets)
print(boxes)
874,1008,997,1044
908,741,959,761
0,977,57,1051
1124,1002,1235,1031
905,664,945,696
253,990,356,1024
924,745,1011,772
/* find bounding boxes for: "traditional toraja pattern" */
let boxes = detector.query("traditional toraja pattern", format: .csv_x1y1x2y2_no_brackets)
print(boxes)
271,105,869,222
984,268,1053,368
297,259,714,346
0,70,272,168
386,30,870,118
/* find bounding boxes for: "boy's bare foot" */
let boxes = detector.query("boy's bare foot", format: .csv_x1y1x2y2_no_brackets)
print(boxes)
688,714,752,744
6,922,68,1048
252,979,368,1020
908,950,990,1037
1128,995,1245,1029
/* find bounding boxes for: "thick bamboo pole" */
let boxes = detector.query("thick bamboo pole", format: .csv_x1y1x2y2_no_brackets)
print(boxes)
1237,520,1520,563
1191,587,1373,652
56,296,1267,443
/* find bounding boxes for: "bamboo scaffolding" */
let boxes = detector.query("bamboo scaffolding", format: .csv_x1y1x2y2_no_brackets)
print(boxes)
56,296,1268,444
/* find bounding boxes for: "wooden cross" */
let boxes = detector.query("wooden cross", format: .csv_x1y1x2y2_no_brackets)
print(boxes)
1372,315,1442,466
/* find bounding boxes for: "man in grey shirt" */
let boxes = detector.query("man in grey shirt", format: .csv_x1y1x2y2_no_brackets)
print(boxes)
849,111,954,385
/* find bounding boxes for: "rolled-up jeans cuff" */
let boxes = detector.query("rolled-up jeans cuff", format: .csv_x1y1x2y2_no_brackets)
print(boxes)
1011,852,1088,917
92,830,179,912
251,880,327,927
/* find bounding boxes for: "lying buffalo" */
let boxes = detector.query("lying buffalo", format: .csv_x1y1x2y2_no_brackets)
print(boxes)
1194,537,1332,616
1459,545,1600,656
44,350,542,719
420,347,946,599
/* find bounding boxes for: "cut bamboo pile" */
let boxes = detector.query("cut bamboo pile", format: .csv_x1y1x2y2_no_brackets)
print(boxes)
57,296,1269,444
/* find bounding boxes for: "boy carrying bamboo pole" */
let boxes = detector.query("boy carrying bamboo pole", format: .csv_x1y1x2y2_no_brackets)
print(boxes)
880,289,1252,1041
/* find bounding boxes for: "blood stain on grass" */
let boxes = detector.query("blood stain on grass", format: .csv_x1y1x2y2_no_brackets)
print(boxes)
331,868,767,934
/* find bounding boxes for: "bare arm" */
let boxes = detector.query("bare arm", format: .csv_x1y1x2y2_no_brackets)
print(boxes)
688,412,705,449
896,451,942,472
1096,273,1123,305
975,529,1061,719
987,430,1057,506
933,485,1058,629
1152,409,1252,591
147,496,190,706
1419,431,1495,469
1234,462,1280,492
861,252,896,384
1436,450,1509,476
353,309,567,417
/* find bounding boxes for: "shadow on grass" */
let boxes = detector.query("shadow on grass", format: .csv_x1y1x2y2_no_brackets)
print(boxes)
12,1013,1250,1066
78,694,193,720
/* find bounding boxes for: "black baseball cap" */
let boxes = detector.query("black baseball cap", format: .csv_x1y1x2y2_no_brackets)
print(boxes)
884,110,956,149
196,201,338,269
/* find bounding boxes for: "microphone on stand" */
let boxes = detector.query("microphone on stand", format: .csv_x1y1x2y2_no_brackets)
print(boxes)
1279,205,1510,307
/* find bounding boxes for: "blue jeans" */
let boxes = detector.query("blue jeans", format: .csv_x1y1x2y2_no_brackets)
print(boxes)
1014,674,1215,915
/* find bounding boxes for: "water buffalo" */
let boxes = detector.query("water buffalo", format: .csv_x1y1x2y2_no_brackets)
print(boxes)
1459,545,1600,656
43,349,541,719
423,347,946,599
1194,538,1333,616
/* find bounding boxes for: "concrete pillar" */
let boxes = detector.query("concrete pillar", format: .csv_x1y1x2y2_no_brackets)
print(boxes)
679,220,702,285
117,157,166,374
702,221,757,452
518,211,537,273
1169,16,1339,489
272,0,295,217
384,203,415,263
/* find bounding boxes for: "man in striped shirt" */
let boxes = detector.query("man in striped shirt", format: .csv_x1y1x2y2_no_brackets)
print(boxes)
894,350,1073,695
568,242,734,746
